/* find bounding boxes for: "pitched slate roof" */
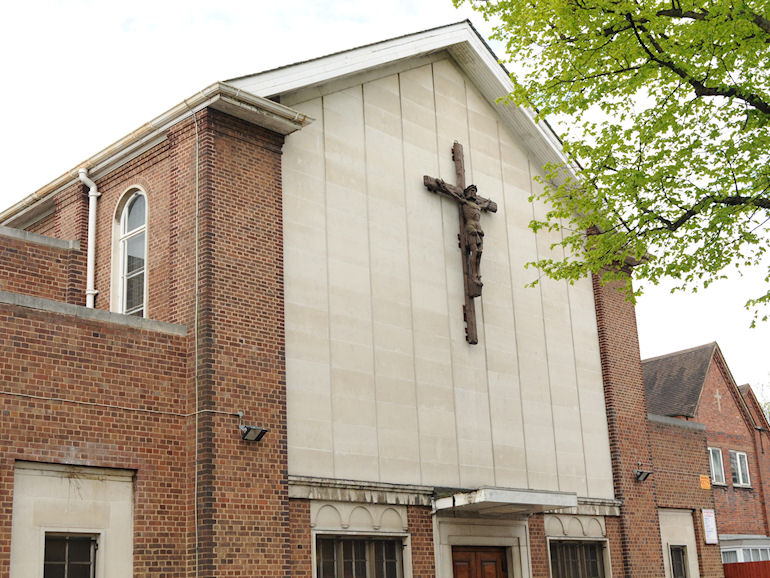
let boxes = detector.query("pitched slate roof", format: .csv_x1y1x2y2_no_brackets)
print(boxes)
642,343,718,417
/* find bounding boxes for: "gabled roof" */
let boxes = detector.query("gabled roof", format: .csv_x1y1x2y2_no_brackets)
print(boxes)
1,21,570,229
228,20,571,176
739,384,770,430
643,342,758,431
643,343,717,418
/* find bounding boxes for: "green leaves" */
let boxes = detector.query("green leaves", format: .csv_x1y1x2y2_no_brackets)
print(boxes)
460,0,770,315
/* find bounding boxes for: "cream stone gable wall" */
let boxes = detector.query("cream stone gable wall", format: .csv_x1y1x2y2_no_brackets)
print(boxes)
282,53,613,500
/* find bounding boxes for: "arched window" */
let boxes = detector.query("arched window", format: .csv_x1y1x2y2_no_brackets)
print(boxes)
118,191,147,316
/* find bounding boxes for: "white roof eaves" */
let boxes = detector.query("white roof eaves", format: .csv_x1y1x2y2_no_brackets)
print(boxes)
230,20,573,176
1,82,313,226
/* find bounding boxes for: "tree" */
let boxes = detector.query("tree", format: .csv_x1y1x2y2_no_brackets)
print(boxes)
457,0,770,320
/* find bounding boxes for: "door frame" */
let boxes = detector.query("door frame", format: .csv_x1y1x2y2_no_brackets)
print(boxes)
434,516,528,578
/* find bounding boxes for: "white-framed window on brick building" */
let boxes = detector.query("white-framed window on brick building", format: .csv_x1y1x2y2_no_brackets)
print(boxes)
708,447,725,484
729,450,751,486
44,534,97,578
316,536,403,578
114,189,147,317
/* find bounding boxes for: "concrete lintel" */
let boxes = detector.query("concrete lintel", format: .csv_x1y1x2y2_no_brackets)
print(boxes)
0,225,80,251
0,291,187,336
648,413,706,431
288,475,433,506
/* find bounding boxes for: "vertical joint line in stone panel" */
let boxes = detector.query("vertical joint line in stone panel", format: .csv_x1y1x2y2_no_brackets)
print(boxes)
497,120,529,483
462,76,497,484
361,82,382,482
431,62,463,479
397,71,424,484
528,153,562,489
321,96,337,475
563,219,590,497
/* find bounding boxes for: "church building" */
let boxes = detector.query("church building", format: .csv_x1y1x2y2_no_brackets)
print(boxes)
0,21,724,577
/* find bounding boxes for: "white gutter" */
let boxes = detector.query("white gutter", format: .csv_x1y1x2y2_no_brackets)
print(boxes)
78,169,100,308
0,82,313,226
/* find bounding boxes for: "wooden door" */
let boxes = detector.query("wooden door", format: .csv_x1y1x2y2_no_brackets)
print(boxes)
452,546,507,578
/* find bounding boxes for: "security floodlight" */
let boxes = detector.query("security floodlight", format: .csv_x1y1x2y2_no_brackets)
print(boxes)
634,469,652,482
240,424,268,442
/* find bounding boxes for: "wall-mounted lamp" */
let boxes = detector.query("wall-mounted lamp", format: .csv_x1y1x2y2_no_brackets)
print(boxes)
634,462,652,482
237,412,268,442
634,469,652,482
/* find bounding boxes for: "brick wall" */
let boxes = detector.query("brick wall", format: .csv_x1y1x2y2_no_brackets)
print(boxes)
0,230,85,305
527,515,548,578
649,417,724,576
1,107,291,577
592,274,665,576
289,499,312,577
407,506,435,577
0,303,190,577
191,109,289,576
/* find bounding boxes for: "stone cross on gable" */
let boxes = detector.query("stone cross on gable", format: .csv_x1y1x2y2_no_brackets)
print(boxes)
423,141,497,345
714,389,722,412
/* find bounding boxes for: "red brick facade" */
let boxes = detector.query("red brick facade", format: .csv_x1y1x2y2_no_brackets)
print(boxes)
0,107,290,577
0,230,84,305
2,95,732,577
695,354,770,539
0,302,190,576
648,417,724,576
591,274,665,577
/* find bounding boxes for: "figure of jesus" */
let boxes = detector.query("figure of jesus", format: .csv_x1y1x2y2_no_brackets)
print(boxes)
425,178,497,298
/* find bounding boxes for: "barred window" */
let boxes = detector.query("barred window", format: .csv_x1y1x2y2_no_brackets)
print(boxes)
549,541,606,578
44,534,97,578
316,536,402,578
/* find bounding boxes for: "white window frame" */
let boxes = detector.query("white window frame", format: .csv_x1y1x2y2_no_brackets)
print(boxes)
112,188,148,317
708,447,725,484
729,450,751,486
44,533,98,578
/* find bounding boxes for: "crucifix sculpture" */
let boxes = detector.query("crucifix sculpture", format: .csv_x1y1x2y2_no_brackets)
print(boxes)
424,142,497,344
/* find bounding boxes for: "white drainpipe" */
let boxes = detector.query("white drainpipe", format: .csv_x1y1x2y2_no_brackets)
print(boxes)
78,168,100,308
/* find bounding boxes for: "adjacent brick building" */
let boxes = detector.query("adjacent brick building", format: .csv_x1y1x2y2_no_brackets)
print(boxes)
0,20,752,578
644,342,770,567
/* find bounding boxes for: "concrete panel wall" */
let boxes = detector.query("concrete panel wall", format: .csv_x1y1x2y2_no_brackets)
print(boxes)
282,55,613,500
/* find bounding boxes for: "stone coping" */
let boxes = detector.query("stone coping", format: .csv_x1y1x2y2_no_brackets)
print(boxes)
0,291,187,336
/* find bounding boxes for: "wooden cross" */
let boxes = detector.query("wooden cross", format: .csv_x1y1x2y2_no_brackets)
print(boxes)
714,389,722,412
423,142,497,344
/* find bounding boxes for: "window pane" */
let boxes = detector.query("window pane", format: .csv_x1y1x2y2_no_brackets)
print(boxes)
740,454,750,485
710,449,724,483
68,564,92,578
125,272,145,312
731,452,740,484
126,195,146,232
670,546,687,578
743,548,752,561
722,550,738,563
126,233,145,275
44,538,66,562
43,565,65,578
68,539,92,562
761,549,769,561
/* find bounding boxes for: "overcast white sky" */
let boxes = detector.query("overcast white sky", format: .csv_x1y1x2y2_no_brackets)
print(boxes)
1,0,767,394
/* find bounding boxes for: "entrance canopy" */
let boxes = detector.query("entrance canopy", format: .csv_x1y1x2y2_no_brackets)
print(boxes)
433,487,578,517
